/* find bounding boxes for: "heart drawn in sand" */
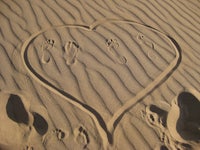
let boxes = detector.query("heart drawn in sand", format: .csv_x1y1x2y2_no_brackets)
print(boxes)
21,19,181,148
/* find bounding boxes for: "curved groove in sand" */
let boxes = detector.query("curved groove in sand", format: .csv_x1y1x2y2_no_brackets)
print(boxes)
21,24,111,149
100,19,181,132
21,19,181,148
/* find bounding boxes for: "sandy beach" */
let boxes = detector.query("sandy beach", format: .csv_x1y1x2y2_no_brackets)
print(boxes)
0,0,200,149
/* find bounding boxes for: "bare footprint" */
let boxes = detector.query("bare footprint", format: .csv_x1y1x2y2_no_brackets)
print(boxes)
144,104,167,128
137,33,157,60
41,39,55,64
42,128,67,148
32,112,48,136
106,39,127,65
74,125,89,149
53,129,65,141
6,94,29,125
167,91,200,143
64,41,79,65
144,104,178,149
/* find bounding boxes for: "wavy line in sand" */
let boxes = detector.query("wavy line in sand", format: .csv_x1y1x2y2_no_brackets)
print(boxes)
21,19,181,149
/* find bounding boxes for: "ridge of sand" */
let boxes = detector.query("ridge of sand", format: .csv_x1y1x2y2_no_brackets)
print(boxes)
1,0,200,149
21,19,181,148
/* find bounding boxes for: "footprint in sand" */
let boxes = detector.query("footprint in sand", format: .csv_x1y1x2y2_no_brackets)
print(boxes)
5,93,50,149
167,91,200,143
32,112,48,136
6,94,30,125
53,128,66,141
64,41,79,66
41,39,55,64
144,104,167,129
144,105,176,149
106,38,127,65
137,33,157,61
42,128,68,148
74,125,90,149
4,94,34,148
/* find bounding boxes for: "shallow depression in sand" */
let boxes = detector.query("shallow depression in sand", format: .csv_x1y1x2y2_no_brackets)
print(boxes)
167,91,200,143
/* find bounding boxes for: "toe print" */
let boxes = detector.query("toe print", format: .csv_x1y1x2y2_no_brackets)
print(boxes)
74,126,90,149
145,104,167,128
54,129,65,141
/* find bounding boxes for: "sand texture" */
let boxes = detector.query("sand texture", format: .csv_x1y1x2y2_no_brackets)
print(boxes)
0,0,200,150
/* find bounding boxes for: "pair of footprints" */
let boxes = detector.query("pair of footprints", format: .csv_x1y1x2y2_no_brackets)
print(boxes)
106,34,156,64
41,39,79,65
6,94,48,136
6,94,48,150
7,94,89,148
43,126,89,149
40,38,129,66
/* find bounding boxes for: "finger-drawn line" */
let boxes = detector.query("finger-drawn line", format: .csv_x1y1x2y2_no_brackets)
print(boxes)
21,19,181,149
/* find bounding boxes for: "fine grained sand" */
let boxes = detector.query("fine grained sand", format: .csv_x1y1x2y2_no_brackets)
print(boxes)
0,0,200,150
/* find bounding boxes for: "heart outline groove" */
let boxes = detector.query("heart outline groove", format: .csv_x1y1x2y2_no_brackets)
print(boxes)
21,19,181,149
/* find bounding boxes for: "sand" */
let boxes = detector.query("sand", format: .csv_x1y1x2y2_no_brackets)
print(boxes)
0,0,200,150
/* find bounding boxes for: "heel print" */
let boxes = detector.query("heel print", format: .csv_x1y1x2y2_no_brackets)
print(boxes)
41,50,50,64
